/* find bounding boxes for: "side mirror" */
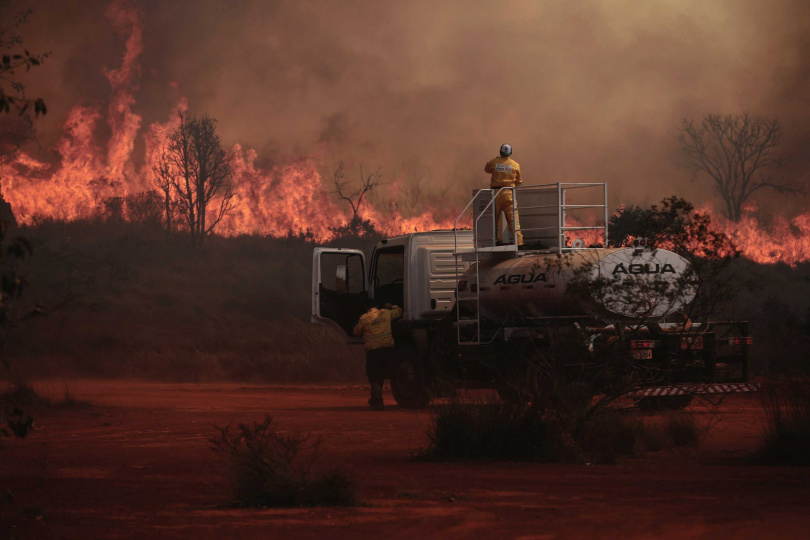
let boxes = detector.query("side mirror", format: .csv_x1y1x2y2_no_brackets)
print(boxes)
335,265,348,292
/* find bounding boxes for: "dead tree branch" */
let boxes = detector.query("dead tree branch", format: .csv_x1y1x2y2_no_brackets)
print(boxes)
332,163,383,234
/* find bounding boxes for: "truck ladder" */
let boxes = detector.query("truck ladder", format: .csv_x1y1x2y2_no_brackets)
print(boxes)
453,188,516,345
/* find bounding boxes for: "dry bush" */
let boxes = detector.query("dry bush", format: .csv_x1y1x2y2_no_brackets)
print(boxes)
210,415,356,507
580,410,700,464
420,397,700,465
0,381,35,440
0,381,92,442
758,379,810,466
419,398,578,462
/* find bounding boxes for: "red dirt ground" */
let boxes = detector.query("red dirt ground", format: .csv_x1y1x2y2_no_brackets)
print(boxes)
2,380,809,539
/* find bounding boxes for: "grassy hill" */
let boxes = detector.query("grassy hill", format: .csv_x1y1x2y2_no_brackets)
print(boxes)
4,219,377,383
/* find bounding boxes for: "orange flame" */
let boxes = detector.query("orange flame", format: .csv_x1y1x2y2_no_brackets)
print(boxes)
0,0,807,264
0,1,456,242
712,208,810,266
103,0,143,187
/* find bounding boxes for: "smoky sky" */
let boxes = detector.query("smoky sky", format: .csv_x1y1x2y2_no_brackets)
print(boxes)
13,0,810,216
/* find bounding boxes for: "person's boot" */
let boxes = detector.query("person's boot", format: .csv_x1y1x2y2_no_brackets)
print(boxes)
368,396,384,410
368,384,384,410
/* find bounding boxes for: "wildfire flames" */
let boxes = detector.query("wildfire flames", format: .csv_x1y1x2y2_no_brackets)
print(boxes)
0,1,456,242
1,1,808,265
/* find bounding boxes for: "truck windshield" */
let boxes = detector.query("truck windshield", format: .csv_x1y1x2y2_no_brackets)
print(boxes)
373,246,405,308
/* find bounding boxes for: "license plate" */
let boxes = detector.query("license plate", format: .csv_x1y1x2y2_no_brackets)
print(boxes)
631,350,653,360
680,336,703,350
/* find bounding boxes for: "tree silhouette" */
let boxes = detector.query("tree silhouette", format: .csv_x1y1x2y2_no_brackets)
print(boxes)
677,114,795,221
332,163,382,236
154,111,234,242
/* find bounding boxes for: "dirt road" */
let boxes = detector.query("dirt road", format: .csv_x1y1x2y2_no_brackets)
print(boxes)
2,380,809,539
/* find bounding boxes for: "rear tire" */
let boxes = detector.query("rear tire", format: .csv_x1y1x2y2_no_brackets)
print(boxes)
390,356,431,409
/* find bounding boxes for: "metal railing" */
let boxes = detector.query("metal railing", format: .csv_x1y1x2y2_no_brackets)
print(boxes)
451,182,609,345
512,182,608,253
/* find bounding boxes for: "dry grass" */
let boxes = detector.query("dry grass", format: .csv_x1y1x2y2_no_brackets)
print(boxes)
758,379,810,466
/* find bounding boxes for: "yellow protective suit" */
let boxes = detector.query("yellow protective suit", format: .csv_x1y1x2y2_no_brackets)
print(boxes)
485,156,524,245
353,306,403,350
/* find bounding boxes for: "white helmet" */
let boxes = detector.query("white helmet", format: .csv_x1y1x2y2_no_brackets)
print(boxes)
499,143,512,157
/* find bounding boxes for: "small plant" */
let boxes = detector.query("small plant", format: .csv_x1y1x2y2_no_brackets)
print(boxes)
0,381,38,440
758,378,810,466
210,415,356,507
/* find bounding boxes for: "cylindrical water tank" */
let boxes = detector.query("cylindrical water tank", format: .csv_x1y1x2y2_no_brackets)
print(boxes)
460,248,694,322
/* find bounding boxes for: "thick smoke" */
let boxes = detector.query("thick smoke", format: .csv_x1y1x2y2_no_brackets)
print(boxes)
10,0,810,215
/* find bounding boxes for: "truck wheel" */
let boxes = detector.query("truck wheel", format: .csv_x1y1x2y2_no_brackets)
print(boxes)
390,357,431,409
634,395,693,411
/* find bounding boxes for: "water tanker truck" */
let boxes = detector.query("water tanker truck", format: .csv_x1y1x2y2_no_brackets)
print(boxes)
312,183,756,409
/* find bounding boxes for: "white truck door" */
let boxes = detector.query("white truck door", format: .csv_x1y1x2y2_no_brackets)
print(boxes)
311,247,367,342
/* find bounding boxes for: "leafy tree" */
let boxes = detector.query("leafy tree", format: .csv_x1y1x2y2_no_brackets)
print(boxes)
677,114,794,221
0,3,46,442
0,225,36,441
544,197,742,413
0,6,47,119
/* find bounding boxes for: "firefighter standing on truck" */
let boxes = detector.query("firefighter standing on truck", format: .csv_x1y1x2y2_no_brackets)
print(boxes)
485,143,524,246
353,302,403,410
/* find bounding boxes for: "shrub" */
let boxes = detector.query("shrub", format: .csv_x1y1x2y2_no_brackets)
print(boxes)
420,397,701,465
210,415,357,507
580,410,700,464
758,379,810,466
419,398,579,462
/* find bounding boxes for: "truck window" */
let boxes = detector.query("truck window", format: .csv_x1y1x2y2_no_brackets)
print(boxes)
372,246,405,308
319,252,365,294
318,252,367,335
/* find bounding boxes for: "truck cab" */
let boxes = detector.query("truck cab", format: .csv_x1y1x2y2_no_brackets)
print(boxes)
311,231,473,407
312,230,473,338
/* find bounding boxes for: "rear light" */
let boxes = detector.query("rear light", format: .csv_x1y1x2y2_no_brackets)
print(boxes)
680,335,703,350
630,340,657,349
728,336,753,346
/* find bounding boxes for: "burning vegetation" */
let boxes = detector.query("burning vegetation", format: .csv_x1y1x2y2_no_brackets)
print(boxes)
0,1,808,262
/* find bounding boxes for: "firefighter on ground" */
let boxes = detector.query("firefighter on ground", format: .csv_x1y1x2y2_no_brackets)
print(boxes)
485,143,524,246
353,301,403,410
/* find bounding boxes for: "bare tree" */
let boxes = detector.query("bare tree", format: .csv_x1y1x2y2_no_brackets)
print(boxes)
151,149,175,232
677,113,794,222
190,115,234,239
332,163,382,235
156,111,234,242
